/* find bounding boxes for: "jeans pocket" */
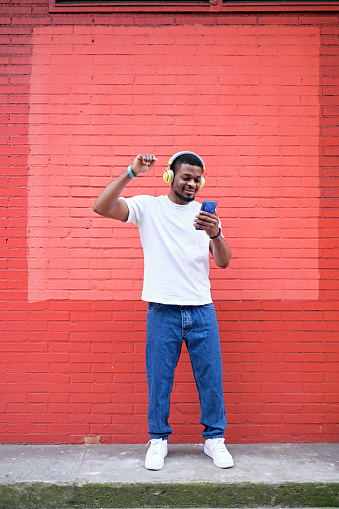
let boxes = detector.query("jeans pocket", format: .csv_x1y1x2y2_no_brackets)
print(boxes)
147,302,162,312
201,303,214,309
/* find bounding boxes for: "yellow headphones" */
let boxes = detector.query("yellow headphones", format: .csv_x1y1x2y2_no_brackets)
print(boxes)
163,151,206,188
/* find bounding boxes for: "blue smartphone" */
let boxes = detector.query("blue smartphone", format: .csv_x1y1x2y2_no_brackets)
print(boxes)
195,201,217,230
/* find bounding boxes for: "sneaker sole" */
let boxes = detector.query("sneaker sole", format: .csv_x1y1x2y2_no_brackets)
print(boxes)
145,462,164,470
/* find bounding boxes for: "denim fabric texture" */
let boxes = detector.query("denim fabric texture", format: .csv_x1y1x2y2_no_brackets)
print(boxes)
146,302,227,440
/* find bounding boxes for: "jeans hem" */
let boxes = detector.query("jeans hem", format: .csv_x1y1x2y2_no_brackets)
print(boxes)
150,434,169,440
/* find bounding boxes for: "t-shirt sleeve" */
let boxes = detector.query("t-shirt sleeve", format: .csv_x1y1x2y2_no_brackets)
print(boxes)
120,195,153,225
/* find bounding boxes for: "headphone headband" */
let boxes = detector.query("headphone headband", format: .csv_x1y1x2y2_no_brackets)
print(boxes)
168,151,205,171
163,150,206,188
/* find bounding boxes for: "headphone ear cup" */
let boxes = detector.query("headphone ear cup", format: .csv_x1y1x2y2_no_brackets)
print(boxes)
200,176,206,188
163,168,174,184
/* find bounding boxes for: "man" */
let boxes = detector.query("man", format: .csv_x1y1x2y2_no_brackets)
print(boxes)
93,151,233,470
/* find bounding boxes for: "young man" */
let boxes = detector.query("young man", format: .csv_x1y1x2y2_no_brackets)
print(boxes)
93,151,233,470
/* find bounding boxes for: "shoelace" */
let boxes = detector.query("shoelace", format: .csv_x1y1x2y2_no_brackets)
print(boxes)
146,439,164,455
211,438,226,453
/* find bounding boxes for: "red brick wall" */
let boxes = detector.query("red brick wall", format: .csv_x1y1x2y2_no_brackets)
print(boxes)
1,1,338,444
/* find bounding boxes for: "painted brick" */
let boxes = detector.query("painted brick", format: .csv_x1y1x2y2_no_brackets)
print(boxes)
0,4,338,445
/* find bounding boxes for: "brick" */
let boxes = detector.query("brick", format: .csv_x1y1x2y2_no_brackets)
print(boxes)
0,16,338,444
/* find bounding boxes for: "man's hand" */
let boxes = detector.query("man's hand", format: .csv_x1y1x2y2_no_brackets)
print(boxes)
193,209,220,238
194,208,232,268
131,153,157,175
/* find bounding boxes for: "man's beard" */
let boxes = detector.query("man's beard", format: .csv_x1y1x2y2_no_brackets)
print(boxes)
174,189,196,203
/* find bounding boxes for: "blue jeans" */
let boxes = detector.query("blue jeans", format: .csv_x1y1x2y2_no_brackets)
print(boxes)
146,302,227,440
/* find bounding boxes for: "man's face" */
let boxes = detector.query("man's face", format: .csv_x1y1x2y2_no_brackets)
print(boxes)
171,163,203,204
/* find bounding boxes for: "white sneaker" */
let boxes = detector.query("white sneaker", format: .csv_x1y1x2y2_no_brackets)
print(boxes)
204,438,234,468
145,438,168,470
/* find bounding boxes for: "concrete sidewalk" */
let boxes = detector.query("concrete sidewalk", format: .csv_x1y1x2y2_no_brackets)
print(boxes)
0,443,338,508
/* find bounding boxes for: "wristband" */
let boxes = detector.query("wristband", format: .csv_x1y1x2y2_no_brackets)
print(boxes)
209,227,222,240
127,165,137,179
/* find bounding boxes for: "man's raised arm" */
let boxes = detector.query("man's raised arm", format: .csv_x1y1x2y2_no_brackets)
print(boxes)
93,153,157,221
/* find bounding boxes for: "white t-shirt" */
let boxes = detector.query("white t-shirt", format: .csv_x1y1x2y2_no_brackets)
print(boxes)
122,195,217,305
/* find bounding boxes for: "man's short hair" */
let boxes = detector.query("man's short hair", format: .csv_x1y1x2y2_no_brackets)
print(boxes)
171,153,204,175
